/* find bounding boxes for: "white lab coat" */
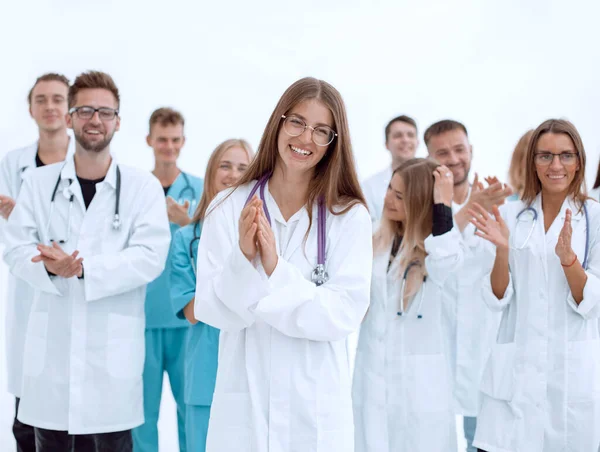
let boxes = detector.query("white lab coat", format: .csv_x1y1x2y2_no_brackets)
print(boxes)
473,195,600,452
2,155,170,434
362,166,392,226
194,181,373,452
0,139,73,396
440,201,501,416
353,228,463,452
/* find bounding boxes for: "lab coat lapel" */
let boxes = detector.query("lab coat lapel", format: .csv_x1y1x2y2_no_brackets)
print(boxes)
59,157,86,214
17,142,38,183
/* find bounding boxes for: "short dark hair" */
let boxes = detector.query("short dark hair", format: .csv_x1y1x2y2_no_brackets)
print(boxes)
28,73,70,105
423,120,468,146
385,115,418,142
149,107,185,133
69,71,120,109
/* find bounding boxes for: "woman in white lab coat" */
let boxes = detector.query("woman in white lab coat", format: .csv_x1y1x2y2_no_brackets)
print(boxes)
353,158,463,452
470,119,600,452
193,77,372,452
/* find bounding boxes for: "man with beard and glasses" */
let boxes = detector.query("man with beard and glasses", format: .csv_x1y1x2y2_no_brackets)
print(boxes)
362,115,419,226
1,71,170,452
0,72,74,452
425,119,512,452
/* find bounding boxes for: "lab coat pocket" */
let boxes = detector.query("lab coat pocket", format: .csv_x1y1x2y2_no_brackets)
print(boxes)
23,312,48,377
405,354,451,413
567,339,600,403
480,342,517,401
208,392,253,450
106,313,145,379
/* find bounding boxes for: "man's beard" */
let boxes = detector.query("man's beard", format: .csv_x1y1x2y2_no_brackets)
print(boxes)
74,129,115,153
452,164,471,186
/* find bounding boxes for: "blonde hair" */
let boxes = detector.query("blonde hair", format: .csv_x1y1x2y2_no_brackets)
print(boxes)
522,119,587,210
221,77,366,227
190,139,254,224
374,158,438,297
508,130,534,197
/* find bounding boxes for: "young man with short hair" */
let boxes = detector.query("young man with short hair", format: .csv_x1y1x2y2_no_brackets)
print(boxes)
362,115,419,225
132,107,203,452
2,71,170,452
0,72,73,452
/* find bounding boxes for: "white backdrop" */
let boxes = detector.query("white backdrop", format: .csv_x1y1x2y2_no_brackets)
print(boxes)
2,0,600,450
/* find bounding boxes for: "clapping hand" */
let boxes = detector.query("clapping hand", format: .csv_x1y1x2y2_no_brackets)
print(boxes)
556,209,577,266
32,242,83,278
469,203,509,250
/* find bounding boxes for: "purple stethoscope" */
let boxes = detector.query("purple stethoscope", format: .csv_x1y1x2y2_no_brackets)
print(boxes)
245,173,329,286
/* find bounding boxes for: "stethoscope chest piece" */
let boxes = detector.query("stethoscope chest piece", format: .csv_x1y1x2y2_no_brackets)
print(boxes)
112,214,121,230
311,264,329,286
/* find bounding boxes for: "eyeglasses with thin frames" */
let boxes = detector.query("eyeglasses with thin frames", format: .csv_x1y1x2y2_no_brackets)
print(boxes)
534,152,579,166
281,115,337,147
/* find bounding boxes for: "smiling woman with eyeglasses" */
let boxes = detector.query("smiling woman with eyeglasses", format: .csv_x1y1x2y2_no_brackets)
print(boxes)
469,119,600,451
191,77,372,452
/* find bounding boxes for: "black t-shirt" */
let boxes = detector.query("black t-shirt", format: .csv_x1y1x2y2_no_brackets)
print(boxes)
35,152,45,168
163,185,171,196
77,176,106,209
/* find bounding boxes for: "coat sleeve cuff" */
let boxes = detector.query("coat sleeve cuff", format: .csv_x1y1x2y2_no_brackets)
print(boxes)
214,245,271,314
424,227,462,257
567,273,600,319
481,271,514,312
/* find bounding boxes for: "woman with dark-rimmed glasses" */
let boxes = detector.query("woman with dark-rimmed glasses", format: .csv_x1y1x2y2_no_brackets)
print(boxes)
470,119,600,452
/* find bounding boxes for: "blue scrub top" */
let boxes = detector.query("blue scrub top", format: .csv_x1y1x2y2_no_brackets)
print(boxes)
145,172,204,329
171,222,219,406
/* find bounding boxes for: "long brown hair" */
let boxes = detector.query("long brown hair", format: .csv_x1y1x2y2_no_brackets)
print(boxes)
522,119,587,209
375,158,438,296
220,77,365,225
191,139,254,224
508,129,534,197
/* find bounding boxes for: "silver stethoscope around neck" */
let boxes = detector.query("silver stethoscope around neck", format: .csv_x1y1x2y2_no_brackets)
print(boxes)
515,201,590,269
245,173,329,286
45,165,122,243
396,261,427,319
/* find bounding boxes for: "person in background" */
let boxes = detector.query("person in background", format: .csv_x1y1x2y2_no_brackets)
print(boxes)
133,108,203,452
170,138,254,452
471,119,600,452
589,158,600,201
363,115,418,225
507,130,534,201
353,158,462,451
425,119,512,452
0,72,73,452
193,77,372,452
2,70,170,452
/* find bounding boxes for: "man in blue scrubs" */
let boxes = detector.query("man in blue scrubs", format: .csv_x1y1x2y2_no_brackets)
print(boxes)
133,108,203,452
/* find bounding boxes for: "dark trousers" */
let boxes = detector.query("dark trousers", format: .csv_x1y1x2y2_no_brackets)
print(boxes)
34,428,132,452
14,397,36,452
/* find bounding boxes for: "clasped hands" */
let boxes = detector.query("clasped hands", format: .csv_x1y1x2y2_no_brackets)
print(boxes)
239,195,278,276
32,242,83,278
